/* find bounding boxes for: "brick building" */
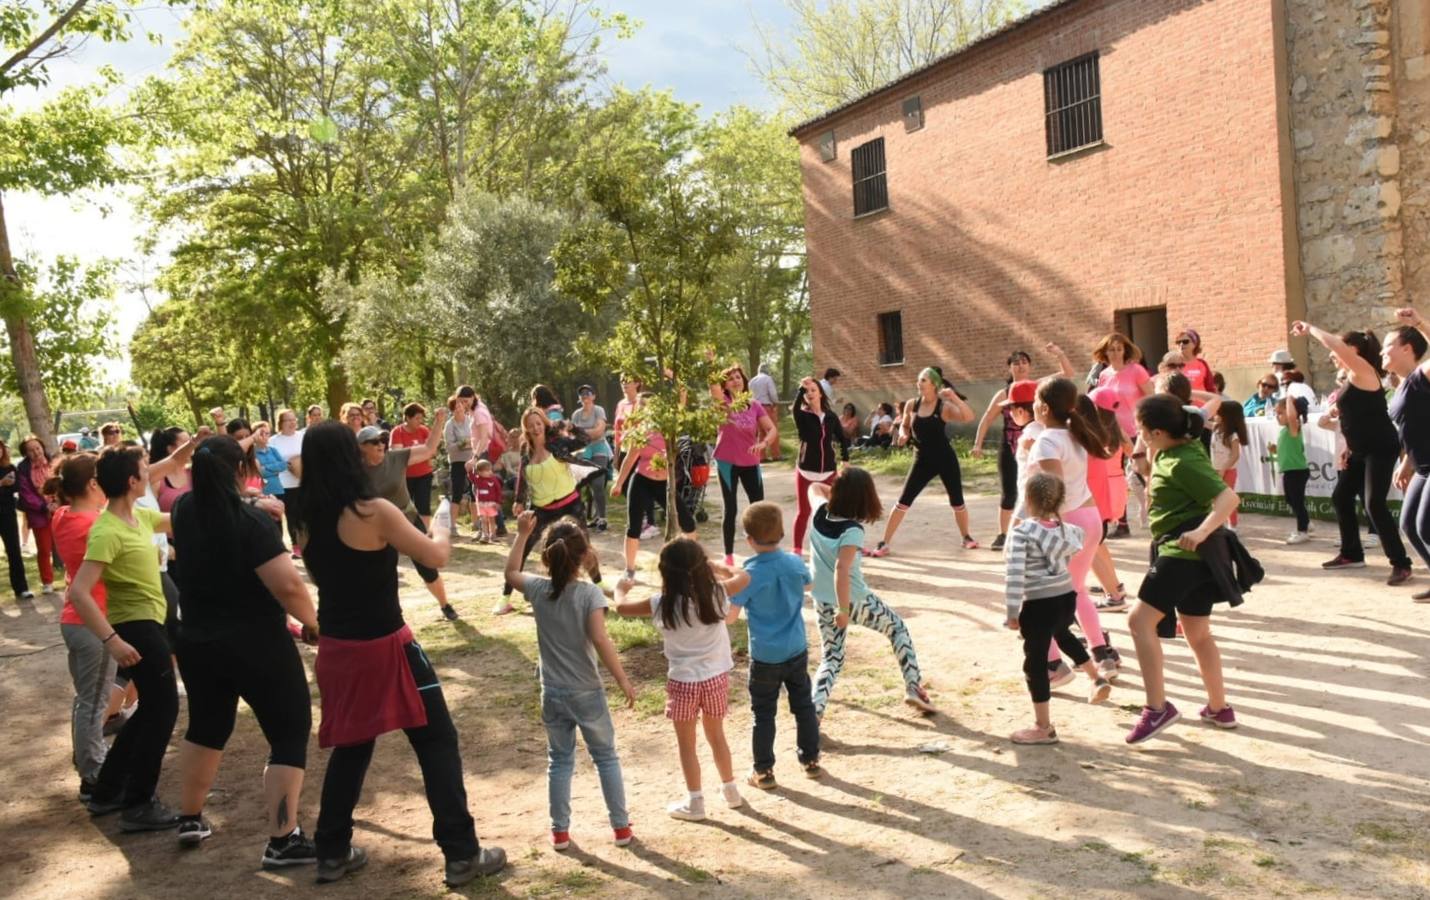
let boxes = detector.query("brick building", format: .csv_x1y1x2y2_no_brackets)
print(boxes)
792,0,1430,415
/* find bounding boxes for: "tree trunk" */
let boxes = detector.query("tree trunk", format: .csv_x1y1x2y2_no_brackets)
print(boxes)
325,360,350,417
664,428,681,541
779,334,796,399
0,194,56,453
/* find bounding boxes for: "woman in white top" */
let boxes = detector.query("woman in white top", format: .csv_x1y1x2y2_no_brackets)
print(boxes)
269,409,306,555
1027,378,1117,680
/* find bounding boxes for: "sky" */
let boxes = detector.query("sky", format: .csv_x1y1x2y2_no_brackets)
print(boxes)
8,0,793,383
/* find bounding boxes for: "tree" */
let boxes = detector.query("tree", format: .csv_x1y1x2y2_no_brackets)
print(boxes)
554,89,739,536
0,255,116,410
2,1,140,450
752,0,1026,120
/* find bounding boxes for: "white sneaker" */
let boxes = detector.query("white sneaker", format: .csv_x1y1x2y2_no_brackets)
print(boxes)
42,583,55,594
1286,531,1309,545
1365,532,1380,547
1048,662,1076,689
721,781,744,809
491,601,514,616
640,524,659,540
1097,657,1120,681
667,797,706,821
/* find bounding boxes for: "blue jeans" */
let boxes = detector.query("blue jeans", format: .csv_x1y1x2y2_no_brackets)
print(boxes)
542,686,628,831
748,650,820,773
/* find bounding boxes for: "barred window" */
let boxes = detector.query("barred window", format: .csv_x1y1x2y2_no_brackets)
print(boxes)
878,311,904,366
1044,52,1102,157
851,138,888,216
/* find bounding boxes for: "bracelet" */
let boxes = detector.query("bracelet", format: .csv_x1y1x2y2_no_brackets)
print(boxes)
102,632,117,644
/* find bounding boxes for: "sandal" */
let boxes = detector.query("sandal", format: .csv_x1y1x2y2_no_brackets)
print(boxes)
1011,725,1059,745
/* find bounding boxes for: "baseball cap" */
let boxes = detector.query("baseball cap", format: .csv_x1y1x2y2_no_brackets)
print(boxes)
1000,380,1037,406
356,425,387,444
577,384,595,396
61,439,78,451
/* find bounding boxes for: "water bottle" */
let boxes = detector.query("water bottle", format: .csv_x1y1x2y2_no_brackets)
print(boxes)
433,498,452,536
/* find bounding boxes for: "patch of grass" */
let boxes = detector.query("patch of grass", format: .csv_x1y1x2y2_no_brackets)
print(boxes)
1202,836,1240,851
523,869,605,898
1174,861,1222,885
1119,849,1159,874
1184,798,1210,811
605,614,660,652
1253,855,1278,868
674,863,715,883
1081,841,1111,853
625,683,667,718
1354,821,1409,843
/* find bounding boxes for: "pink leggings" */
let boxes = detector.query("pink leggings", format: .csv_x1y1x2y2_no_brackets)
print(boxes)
1049,504,1106,660
794,470,836,554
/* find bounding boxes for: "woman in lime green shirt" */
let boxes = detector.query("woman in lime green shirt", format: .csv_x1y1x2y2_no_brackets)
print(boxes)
67,444,182,833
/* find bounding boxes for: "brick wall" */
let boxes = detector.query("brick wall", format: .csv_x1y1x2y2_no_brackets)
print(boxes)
795,0,1295,416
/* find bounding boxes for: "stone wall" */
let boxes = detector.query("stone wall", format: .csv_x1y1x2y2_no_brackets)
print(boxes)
1394,0,1430,312
1285,0,1410,391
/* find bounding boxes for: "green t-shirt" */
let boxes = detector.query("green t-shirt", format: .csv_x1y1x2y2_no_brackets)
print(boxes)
1148,441,1229,561
84,507,167,625
1276,426,1307,472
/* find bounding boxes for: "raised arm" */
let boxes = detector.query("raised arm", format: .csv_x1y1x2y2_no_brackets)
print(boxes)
505,510,537,590
971,389,1007,457
1290,321,1379,391
407,407,448,467
1285,392,1302,437
148,439,197,488
1395,308,1430,376
374,499,449,569
1045,342,1076,378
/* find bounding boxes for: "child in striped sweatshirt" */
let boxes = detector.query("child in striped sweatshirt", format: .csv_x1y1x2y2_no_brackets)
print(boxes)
1004,472,1112,745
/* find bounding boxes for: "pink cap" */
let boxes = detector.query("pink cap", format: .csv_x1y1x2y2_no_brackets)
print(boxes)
1089,385,1119,411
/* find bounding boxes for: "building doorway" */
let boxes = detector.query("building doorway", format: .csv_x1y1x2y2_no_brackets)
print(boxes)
1117,307,1167,374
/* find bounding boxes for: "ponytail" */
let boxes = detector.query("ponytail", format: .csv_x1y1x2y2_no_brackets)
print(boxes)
540,517,589,601
1136,394,1206,440
189,436,246,548
1038,377,1111,459
46,452,99,505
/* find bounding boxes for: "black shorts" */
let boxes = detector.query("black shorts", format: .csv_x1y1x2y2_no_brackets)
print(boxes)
406,473,433,517
1137,553,1233,618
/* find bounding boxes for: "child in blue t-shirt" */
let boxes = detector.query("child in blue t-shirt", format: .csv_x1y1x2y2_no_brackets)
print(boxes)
723,501,821,789
806,467,935,719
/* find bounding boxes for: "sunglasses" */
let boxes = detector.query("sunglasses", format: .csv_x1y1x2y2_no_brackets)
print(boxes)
1259,382,1277,389
1175,338,1193,345
1166,363,1185,369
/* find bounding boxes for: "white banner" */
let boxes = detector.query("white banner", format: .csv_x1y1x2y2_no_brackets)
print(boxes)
1234,416,1401,519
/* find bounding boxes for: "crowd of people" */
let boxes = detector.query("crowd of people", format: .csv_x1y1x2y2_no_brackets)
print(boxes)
6,308,1429,887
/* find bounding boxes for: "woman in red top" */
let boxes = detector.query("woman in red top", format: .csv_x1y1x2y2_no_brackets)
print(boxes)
1175,327,1216,394
47,453,131,799
389,403,435,528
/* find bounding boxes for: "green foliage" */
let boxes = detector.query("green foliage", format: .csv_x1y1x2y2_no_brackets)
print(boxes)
753,0,1027,120
0,1,136,95
0,256,115,407
0,80,133,194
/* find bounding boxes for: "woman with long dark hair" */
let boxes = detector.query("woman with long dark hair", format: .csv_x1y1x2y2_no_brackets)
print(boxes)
1291,321,1413,586
0,438,32,599
169,436,320,862
973,350,1035,550
1387,310,1430,601
790,377,850,556
16,435,56,593
299,422,505,886
710,364,777,566
149,426,193,513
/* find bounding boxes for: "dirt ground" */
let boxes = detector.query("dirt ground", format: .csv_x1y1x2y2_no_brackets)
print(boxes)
2,466,1428,900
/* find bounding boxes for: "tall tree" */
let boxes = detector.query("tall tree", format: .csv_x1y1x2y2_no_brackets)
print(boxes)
752,0,1026,119
1,1,137,450
0,255,116,410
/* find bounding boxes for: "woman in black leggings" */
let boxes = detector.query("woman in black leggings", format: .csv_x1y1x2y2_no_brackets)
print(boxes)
971,350,1034,550
611,395,696,579
300,422,505,887
868,367,977,557
170,436,321,863
1291,321,1413,585
709,364,777,566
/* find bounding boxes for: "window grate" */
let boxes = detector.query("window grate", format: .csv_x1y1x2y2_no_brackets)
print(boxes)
877,311,904,365
851,138,888,216
1044,52,1102,157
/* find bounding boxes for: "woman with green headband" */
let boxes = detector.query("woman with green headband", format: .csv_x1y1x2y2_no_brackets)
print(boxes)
867,367,977,557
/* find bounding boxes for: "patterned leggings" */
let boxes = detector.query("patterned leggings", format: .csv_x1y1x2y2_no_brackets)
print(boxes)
813,593,922,716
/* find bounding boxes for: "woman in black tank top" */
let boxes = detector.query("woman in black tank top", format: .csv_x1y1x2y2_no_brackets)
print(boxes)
972,351,1034,550
1290,322,1412,585
867,367,977,557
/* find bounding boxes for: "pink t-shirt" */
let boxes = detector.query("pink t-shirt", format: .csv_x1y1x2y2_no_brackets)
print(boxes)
1182,357,1215,395
1097,364,1151,438
1087,447,1127,523
54,507,106,623
635,433,668,479
714,400,765,467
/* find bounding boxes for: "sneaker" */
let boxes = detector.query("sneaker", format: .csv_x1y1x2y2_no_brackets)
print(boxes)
1198,704,1238,729
961,535,979,550
864,542,890,558
1111,523,1131,539
802,759,823,779
42,583,55,594
990,533,1006,551
1089,584,1106,595
1285,531,1309,544
667,797,706,821
551,830,571,851
1095,594,1129,613
593,518,608,533
1088,677,1112,703
18,590,34,600
721,782,744,809
1097,657,1120,682
904,685,937,715
1048,662,1076,689
78,780,97,803
177,816,213,846
613,825,634,847
1387,566,1413,587
640,524,659,540
747,769,777,791
1125,702,1182,744
1011,725,1059,745
444,846,507,886
263,828,318,867
491,601,514,616
315,845,367,883
441,604,460,622
118,798,181,832
1365,531,1380,547
86,794,126,816
1321,555,1366,570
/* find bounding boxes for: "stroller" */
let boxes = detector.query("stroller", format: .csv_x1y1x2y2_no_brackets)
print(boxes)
674,436,712,524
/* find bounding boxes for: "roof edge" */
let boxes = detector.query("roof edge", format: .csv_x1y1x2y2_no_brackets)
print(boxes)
787,0,1088,138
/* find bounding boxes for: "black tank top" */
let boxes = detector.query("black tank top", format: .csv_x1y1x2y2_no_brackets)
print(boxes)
1001,399,1024,449
910,398,953,457
304,510,405,640
1337,382,1399,455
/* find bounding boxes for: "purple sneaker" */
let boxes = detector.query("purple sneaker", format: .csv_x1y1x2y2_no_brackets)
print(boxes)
1125,702,1181,744
1199,704,1237,729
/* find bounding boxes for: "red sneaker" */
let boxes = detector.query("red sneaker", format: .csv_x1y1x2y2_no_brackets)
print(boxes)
551,830,570,851
613,825,633,847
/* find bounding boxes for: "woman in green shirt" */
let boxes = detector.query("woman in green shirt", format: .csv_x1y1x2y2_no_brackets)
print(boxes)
1125,395,1240,746
67,444,182,832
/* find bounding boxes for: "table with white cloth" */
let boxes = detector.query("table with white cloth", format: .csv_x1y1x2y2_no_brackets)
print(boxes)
1236,416,1402,520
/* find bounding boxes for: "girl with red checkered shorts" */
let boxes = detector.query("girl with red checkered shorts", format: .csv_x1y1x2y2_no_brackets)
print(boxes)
614,539,743,821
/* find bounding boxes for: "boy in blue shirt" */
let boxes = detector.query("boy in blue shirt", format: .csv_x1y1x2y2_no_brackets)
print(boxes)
723,501,821,789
